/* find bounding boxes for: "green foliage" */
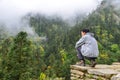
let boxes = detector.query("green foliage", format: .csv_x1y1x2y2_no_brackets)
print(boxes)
0,32,33,80
110,44,119,52
39,72,46,80
0,0,120,79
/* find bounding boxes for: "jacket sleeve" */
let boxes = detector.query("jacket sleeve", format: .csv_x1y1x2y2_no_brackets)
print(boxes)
75,36,86,48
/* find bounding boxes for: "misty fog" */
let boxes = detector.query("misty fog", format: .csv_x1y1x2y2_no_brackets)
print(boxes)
0,0,103,36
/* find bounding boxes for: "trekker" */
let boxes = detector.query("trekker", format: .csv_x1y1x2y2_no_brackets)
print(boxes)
75,29,99,67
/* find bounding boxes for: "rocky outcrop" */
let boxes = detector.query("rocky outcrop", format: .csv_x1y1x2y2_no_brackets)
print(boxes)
70,62,120,80
111,74,120,80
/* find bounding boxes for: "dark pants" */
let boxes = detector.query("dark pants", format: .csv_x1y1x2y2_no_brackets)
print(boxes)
77,47,97,61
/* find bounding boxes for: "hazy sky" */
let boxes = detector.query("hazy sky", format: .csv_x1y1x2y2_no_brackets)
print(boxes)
0,0,102,28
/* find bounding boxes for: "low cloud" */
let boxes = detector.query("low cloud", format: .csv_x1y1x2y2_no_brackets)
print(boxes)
0,0,103,37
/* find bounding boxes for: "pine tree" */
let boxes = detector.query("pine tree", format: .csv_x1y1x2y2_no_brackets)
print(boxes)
1,31,33,80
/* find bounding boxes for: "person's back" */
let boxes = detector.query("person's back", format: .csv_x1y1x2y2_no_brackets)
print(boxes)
81,33,99,57
75,29,99,67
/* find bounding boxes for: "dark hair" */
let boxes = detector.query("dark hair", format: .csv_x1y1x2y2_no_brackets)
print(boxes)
81,29,90,33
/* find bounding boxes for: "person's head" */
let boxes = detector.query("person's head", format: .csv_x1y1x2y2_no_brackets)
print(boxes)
81,29,90,36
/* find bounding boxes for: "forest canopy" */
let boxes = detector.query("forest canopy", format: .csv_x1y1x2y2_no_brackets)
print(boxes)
0,0,120,80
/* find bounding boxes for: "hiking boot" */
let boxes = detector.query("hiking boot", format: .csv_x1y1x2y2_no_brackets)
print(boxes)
90,61,97,67
76,60,85,66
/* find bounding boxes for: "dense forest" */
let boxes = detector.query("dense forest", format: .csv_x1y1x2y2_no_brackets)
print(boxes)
0,0,120,80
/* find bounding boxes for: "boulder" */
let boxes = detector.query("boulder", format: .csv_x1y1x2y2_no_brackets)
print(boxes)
70,62,120,80
88,69,119,78
112,62,120,65
71,69,84,76
70,65,91,72
111,74,120,80
95,64,120,70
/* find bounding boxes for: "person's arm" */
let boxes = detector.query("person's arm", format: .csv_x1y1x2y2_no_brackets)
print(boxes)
75,36,86,48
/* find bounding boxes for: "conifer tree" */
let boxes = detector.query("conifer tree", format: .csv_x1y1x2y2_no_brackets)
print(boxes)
1,31,33,80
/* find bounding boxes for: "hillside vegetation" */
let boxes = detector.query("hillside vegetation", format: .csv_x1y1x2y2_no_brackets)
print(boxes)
0,0,120,80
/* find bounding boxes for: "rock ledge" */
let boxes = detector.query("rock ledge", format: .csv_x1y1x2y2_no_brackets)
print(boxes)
70,62,120,80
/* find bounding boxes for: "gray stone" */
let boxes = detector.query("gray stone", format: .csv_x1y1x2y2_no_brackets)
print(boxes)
112,62,120,65
70,62,120,80
85,74,108,80
111,74,120,80
95,64,120,70
70,65,91,72
70,77,79,80
71,69,84,76
88,69,119,78
116,69,120,72
95,64,112,69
